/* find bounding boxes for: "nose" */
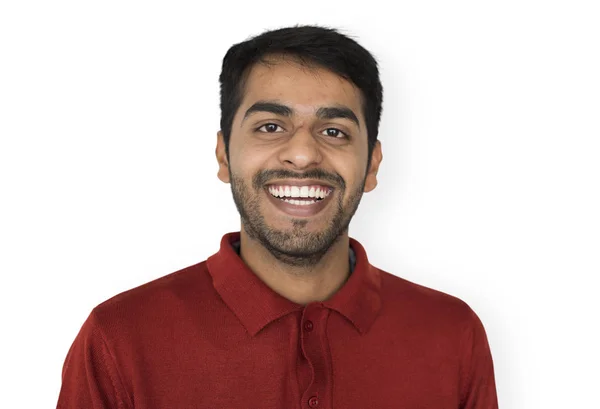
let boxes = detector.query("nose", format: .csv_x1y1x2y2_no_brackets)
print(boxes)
278,128,323,170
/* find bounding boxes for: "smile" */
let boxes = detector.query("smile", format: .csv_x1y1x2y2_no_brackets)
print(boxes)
268,184,332,205
265,183,334,216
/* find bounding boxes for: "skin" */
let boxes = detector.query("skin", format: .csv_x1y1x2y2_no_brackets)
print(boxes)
215,56,383,305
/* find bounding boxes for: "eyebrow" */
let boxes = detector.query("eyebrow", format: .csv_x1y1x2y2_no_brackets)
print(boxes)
316,106,360,127
244,101,293,119
243,101,361,128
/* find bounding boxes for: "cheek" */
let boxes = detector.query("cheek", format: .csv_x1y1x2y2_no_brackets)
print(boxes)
329,153,366,189
230,143,271,176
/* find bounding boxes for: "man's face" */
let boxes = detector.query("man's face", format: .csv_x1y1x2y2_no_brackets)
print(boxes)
216,57,382,266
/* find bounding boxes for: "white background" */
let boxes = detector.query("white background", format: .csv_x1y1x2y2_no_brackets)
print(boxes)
1,0,599,407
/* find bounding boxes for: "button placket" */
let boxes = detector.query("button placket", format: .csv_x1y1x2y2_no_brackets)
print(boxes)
299,303,331,409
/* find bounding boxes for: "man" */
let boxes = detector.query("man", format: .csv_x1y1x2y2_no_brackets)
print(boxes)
57,25,498,409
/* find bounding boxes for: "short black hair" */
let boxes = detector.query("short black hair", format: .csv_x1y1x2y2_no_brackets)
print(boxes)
218,25,383,163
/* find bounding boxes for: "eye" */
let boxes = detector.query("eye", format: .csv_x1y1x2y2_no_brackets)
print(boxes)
321,128,348,139
257,123,284,133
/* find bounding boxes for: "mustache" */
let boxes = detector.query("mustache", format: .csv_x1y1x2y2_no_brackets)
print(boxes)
252,169,346,191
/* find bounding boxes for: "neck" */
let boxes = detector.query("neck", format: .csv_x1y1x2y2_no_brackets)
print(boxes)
239,227,351,305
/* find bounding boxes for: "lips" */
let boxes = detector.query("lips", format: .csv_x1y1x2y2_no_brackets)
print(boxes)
264,185,334,217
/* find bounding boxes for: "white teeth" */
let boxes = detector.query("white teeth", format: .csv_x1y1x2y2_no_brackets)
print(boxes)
319,188,331,199
283,198,317,206
269,185,331,199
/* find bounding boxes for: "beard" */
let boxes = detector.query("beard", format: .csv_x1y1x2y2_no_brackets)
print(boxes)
229,168,366,267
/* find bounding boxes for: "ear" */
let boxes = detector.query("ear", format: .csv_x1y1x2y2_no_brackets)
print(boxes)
216,131,230,184
364,140,382,193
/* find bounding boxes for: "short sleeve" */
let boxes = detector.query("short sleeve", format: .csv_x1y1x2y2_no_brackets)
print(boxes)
56,310,131,409
459,308,499,409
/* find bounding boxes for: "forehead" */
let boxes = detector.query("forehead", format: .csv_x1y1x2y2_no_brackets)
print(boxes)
238,57,364,119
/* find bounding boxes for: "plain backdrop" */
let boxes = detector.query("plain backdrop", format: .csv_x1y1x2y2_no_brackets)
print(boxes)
1,0,599,407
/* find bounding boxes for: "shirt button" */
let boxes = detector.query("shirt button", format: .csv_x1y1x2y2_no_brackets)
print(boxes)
308,396,319,407
304,320,314,332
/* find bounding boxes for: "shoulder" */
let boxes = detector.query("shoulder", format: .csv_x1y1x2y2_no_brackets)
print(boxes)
91,260,213,331
376,267,476,328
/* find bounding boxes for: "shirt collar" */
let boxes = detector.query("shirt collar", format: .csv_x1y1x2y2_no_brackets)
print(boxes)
206,232,382,336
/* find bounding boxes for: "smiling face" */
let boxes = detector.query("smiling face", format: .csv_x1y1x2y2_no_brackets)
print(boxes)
216,56,382,266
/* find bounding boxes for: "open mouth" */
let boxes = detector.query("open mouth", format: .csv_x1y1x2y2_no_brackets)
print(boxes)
267,184,332,206
264,183,334,217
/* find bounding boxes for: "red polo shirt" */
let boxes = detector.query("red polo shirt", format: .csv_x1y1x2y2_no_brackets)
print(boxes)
57,232,498,409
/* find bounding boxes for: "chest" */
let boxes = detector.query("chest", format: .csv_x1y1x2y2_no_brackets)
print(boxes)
125,312,461,409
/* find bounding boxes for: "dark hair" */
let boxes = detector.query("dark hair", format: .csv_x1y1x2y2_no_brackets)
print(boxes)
218,25,383,164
